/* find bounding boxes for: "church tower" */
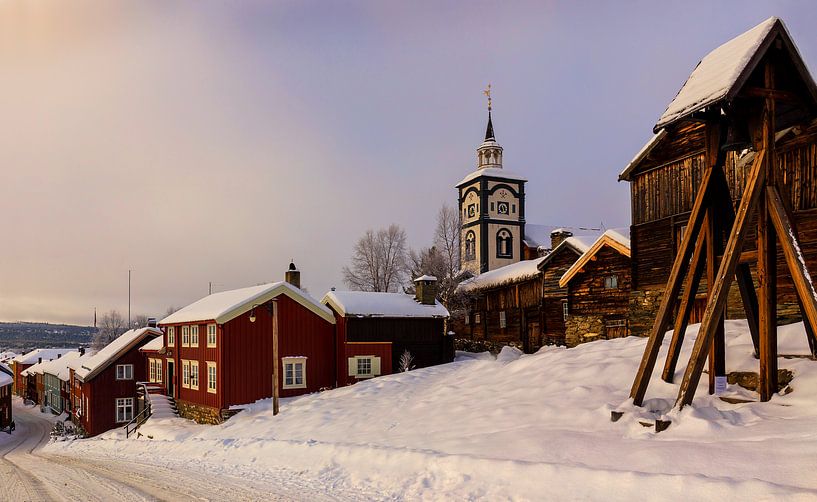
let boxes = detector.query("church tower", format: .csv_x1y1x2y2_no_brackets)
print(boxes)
456,87,527,276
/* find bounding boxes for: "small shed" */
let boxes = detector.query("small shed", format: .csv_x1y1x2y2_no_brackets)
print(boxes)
322,278,451,385
559,229,632,346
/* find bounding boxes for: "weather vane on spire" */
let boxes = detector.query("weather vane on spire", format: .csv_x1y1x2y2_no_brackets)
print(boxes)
483,83,492,112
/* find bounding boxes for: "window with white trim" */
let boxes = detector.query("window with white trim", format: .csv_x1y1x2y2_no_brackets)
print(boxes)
116,364,133,380
167,326,175,347
182,326,190,347
207,362,217,393
499,311,507,328
149,359,156,382
282,357,307,389
604,275,619,289
115,397,134,423
347,356,381,379
562,301,569,320
207,324,217,347
182,360,190,388
190,361,199,390
190,325,199,346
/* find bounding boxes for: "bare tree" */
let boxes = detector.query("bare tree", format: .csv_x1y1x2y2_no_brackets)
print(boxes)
93,310,127,349
407,204,463,306
165,306,179,317
434,204,460,281
343,224,409,292
131,314,150,329
398,349,416,372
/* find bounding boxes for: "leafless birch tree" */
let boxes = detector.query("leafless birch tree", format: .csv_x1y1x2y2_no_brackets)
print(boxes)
343,224,409,292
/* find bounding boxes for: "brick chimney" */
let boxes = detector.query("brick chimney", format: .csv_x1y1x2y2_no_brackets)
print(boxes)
413,275,438,305
550,229,573,249
79,347,85,356
285,261,301,289
147,317,157,328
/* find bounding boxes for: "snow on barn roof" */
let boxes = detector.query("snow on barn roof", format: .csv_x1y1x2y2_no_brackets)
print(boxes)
0,351,18,363
161,281,335,326
322,291,449,318
655,17,817,131
458,257,546,292
40,351,84,381
618,129,668,182
12,348,74,366
0,371,10,388
140,336,164,352
523,224,602,249
456,167,527,187
75,328,161,381
414,275,437,282
559,229,632,287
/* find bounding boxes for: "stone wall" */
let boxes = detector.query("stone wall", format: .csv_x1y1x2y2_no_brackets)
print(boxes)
176,399,222,425
628,288,665,338
564,315,605,348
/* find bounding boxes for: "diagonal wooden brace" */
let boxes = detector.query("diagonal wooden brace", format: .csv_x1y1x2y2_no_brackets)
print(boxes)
676,149,767,408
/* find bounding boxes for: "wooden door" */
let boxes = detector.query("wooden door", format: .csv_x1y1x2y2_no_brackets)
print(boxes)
166,360,175,398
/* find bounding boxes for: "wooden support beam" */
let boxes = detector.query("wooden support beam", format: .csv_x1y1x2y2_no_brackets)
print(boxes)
758,188,778,402
661,214,708,383
768,186,817,357
736,264,761,356
629,164,714,406
676,149,767,408
740,87,804,104
707,202,726,395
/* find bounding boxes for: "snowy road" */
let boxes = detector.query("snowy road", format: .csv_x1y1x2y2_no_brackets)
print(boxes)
0,402,281,501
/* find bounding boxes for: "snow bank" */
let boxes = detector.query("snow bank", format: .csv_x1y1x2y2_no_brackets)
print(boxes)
47,320,817,500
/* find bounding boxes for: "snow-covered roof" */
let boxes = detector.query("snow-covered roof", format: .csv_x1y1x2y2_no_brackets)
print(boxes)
456,167,527,187
12,348,74,366
140,336,164,352
75,328,161,381
458,257,546,293
655,17,817,131
414,275,437,282
618,129,668,182
161,281,335,325
536,234,599,273
40,351,84,381
22,351,79,377
0,371,10,387
560,229,632,287
0,351,18,363
322,291,449,318
522,225,602,249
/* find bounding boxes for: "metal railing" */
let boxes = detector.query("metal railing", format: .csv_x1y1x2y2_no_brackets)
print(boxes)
124,382,152,438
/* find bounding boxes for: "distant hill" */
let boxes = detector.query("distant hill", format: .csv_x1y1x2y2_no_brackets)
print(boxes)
0,322,96,352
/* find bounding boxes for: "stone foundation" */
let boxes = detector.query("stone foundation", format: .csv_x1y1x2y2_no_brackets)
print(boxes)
175,400,222,425
454,338,523,354
628,288,665,338
564,315,605,348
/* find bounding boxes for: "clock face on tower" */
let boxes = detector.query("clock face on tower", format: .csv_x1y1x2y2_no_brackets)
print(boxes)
497,201,509,215
467,204,476,218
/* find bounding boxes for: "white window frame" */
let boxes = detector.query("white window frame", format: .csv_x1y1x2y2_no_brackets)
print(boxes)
115,397,134,423
499,311,507,328
149,359,156,382
190,360,199,390
282,357,307,389
190,325,199,347
182,360,190,388
115,364,133,381
604,274,619,289
475,313,481,324
207,362,217,393
207,324,217,348
562,301,569,320
181,325,190,347
167,326,175,347
348,356,381,379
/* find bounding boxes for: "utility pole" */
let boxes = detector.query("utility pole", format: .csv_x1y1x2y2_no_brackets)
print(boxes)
272,299,279,416
128,269,131,327
209,282,212,295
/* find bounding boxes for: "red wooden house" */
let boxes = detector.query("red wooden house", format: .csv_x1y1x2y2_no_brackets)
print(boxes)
0,364,12,429
10,348,71,397
157,265,337,424
322,276,452,386
71,327,161,437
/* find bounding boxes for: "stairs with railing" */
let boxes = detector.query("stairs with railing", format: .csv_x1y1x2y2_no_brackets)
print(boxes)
124,382,179,438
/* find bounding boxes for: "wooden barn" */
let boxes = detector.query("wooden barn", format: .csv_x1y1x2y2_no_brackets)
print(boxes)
10,348,71,397
158,264,337,424
559,229,632,347
322,276,452,385
620,16,817,411
71,327,161,436
454,229,598,350
0,364,12,429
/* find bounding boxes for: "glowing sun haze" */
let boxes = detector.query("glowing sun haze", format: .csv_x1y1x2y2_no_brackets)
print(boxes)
1,1,816,324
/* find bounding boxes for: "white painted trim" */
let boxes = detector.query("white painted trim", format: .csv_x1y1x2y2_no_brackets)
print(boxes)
282,357,307,389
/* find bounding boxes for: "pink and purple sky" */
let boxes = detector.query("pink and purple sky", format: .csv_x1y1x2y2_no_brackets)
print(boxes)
2,1,816,325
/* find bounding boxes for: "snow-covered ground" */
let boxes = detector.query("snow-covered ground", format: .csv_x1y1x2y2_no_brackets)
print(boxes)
46,321,817,500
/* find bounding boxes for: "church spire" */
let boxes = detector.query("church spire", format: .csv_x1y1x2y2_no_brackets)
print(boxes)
477,84,502,169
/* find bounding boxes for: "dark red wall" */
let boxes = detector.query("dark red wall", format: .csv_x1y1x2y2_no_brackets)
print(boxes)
342,342,393,386
78,339,152,437
0,384,10,428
